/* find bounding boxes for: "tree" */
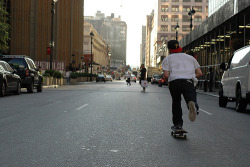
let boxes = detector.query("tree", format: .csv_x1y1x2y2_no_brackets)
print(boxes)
0,0,10,54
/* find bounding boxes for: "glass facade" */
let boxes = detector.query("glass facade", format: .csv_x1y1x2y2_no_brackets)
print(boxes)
208,0,230,16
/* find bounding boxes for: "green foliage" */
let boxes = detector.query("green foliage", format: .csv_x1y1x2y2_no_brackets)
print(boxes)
54,71,62,79
45,70,56,77
0,0,10,54
70,72,78,79
43,73,50,77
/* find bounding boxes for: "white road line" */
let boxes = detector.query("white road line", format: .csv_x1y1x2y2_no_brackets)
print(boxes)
76,104,89,110
199,109,213,115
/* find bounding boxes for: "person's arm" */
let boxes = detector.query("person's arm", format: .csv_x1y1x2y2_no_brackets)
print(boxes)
195,68,203,78
163,70,170,80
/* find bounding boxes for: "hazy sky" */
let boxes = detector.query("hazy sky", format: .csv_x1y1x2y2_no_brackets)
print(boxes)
84,0,155,67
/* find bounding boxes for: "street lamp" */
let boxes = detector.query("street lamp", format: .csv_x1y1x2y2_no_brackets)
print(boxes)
188,7,195,31
90,31,94,81
50,0,58,70
175,22,180,41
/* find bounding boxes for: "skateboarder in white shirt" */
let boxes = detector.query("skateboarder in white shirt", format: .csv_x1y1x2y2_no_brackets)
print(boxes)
162,40,203,130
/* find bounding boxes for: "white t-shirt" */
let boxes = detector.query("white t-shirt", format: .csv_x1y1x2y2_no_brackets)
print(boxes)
162,53,200,82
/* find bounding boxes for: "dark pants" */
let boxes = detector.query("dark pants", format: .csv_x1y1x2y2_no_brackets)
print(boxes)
169,79,199,126
127,78,130,85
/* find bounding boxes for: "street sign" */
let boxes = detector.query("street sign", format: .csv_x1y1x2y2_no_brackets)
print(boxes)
47,47,51,55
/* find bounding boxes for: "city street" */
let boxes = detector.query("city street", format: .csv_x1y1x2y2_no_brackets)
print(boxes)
0,81,249,167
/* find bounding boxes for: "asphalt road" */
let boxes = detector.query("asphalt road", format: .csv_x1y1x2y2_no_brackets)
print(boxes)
0,80,249,167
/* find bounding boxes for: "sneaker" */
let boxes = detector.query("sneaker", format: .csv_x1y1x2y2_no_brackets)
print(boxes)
171,125,183,131
188,101,197,122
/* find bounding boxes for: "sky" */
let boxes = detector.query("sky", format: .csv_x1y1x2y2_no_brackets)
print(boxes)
84,0,155,68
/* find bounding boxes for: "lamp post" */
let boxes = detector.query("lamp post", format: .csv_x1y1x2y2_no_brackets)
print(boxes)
90,31,94,81
188,7,195,31
50,0,58,70
175,22,180,41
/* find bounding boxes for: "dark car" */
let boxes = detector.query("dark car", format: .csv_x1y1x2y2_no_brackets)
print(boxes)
0,61,22,97
151,73,161,84
0,55,43,93
96,74,106,82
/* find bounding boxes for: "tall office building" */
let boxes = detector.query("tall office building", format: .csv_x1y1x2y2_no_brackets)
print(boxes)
140,26,146,65
8,0,84,71
208,0,230,16
85,11,127,67
153,0,208,67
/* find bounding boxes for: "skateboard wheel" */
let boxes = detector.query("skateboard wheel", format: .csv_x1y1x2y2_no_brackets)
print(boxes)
171,131,173,136
173,135,177,138
184,135,187,139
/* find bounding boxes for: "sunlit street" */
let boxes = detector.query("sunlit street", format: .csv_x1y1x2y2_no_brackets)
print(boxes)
0,81,249,166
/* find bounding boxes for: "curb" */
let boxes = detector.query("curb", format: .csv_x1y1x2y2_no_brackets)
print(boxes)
196,90,219,97
42,85,59,88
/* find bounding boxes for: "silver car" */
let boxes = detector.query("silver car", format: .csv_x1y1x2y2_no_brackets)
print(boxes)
105,75,113,82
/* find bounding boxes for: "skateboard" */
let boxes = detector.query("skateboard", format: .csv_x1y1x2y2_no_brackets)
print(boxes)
171,126,187,139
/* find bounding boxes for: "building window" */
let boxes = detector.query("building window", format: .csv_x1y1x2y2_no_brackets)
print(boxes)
161,0,169,2
171,35,176,40
161,15,168,22
161,25,168,31
172,0,179,2
161,5,168,12
194,6,202,12
182,15,189,22
171,25,177,32
195,0,202,2
182,25,190,32
183,6,191,12
183,0,191,2
172,6,179,12
171,15,179,22
161,36,168,41
194,16,202,22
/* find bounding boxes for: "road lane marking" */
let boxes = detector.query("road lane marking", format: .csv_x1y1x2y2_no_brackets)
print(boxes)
199,108,213,115
76,104,89,110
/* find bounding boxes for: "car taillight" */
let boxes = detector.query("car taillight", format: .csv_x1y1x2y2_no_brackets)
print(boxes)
134,77,136,79
25,69,30,76
162,78,164,82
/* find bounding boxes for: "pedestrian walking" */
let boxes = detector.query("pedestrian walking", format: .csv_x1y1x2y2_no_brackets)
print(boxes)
140,64,147,92
127,72,131,86
162,40,203,130
208,67,214,92
66,70,71,84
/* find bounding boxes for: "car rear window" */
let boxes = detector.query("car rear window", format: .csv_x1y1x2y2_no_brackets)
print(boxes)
2,58,27,68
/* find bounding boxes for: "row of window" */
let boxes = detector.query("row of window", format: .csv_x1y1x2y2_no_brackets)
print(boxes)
161,6,207,13
161,16,203,22
160,25,198,32
161,0,207,2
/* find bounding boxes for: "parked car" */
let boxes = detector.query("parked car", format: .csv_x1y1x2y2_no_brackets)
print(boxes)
158,73,168,87
130,74,137,83
151,73,161,84
96,74,106,82
0,55,43,93
105,75,112,82
219,45,250,112
0,61,22,97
